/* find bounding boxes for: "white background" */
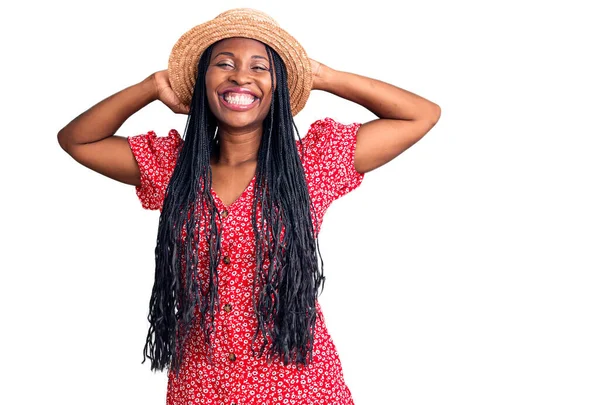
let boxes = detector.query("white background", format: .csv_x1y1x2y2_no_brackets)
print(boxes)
1,0,599,404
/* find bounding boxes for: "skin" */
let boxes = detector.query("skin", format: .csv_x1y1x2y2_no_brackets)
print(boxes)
205,38,274,206
57,37,441,207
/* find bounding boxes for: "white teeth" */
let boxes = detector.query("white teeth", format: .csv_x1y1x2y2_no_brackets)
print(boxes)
224,93,256,105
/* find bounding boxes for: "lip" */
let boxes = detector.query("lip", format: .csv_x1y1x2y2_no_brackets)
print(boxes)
218,87,260,111
218,86,259,98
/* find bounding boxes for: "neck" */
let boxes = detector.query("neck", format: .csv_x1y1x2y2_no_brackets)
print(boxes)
212,124,262,166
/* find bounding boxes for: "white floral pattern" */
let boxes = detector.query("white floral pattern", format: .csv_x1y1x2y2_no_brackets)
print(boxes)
128,118,365,405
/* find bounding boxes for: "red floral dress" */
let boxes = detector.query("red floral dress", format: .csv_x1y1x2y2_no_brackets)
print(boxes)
128,118,365,405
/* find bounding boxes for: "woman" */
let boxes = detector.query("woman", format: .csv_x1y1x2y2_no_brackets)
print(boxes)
58,8,440,405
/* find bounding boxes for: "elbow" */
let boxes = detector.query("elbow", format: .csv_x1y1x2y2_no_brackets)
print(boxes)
429,103,441,125
57,130,71,153
415,103,441,127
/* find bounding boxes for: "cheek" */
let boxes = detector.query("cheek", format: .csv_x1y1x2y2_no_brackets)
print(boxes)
261,78,275,104
205,70,221,95
204,76,220,109
261,90,274,115
205,75,214,95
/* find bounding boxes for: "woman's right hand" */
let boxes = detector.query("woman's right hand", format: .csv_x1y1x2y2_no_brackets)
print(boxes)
152,70,190,115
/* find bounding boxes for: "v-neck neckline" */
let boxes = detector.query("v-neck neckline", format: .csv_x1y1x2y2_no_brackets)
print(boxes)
210,174,257,211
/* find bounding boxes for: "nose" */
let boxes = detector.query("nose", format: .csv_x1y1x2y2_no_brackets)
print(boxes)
228,67,252,86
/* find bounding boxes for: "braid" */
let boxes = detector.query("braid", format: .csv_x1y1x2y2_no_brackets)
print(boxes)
142,42,325,377
142,44,220,377
251,47,325,366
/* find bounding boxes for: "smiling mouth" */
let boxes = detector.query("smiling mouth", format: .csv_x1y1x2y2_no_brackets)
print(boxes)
223,92,257,104
219,92,259,110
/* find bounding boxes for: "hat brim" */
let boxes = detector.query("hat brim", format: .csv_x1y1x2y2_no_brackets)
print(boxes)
168,19,312,117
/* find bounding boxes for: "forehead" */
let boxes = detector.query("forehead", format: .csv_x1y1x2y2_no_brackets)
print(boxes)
211,37,268,58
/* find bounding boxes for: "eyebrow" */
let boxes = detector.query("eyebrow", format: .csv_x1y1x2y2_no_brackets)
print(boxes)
212,51,268,61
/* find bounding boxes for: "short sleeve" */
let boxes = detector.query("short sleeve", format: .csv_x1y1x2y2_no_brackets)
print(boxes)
127,129,183,211
300,118,365,203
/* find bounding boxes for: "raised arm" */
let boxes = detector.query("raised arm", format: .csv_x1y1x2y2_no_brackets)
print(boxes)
311,60,441,174
57,71,189,186
57,75,159,186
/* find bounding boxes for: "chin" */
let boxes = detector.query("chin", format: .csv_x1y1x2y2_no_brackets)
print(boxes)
211,108,268,130
216,113,262,129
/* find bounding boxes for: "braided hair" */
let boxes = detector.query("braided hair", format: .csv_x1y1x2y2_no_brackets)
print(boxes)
141,42,326,377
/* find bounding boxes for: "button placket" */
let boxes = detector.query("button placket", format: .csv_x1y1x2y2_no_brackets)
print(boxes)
219,236,237,366
221,242,233,315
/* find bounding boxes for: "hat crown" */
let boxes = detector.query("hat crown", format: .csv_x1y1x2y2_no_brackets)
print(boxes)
214,8,280,27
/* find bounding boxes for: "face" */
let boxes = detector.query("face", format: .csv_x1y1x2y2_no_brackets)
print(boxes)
205,37,275,131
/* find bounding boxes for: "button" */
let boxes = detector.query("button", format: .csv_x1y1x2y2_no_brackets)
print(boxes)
223,304,232,313
223,255,231,265
228,352,236,361
222,209,229,218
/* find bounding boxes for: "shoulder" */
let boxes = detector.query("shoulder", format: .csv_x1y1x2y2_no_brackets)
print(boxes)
128,129,183,153
295,118,362,161
300,117,360,139
127,129,183,211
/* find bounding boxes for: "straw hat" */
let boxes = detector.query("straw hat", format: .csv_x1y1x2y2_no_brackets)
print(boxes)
168,8,313,117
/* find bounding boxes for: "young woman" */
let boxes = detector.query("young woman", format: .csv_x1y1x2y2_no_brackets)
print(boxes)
58,8,440,405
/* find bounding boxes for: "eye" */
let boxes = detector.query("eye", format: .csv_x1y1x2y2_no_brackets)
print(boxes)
252,65,269,71
216,62,234,69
